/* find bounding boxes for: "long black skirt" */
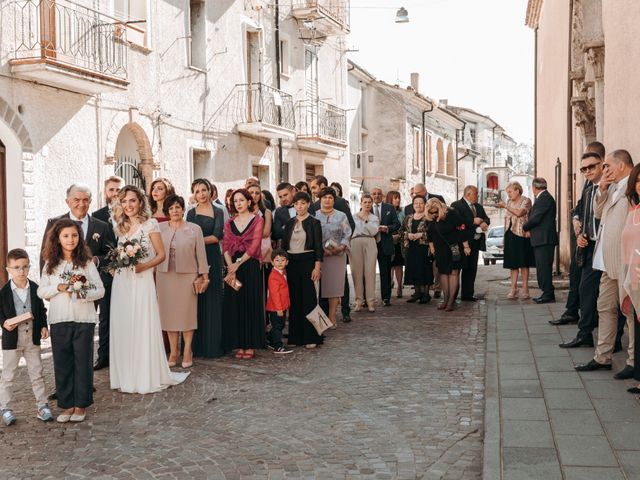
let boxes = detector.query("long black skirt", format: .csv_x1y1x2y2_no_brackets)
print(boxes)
404,242,433,286
503,229,535,269
287,252,323,346
222,255,266,351
193,244,224,358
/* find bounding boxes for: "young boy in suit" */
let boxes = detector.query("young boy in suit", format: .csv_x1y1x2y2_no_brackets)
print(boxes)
266,250,292,355
0,248,52,425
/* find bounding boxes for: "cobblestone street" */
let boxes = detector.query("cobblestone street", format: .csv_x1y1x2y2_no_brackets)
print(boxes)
0,270,489,480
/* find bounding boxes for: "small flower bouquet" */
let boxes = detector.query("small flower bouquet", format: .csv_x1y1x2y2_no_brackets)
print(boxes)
104,238,148,274
59,271,96,302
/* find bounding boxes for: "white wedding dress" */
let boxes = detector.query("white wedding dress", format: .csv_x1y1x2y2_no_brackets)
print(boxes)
110,219,190,394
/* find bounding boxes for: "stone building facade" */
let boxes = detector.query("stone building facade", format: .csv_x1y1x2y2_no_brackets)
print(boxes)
0,0,351,279
526,0,640,268
347,61,464,206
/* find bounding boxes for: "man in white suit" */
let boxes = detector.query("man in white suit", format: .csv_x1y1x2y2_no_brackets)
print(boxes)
575,149,635,378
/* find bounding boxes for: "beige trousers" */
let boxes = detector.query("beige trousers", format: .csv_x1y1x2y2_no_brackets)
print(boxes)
594,272,634,366
350,237,378,306
0,322,47,410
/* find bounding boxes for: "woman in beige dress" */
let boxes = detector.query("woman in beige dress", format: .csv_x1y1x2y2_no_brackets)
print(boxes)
157,194,209,368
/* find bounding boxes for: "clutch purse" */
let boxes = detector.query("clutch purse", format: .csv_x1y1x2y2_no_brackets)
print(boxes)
306,282,333,335
224,274,243,291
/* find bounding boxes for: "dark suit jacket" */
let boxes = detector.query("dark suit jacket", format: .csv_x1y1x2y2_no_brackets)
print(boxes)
0,280,47,350
310,197,355,232
374,202,400,256
92,205,111,224
272,205,296,241
40,213,116,285
523,190,559,247
404,193,446,215
451,198,490,251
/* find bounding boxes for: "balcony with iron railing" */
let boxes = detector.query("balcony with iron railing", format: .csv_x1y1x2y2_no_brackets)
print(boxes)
296,99,347,151
291,0,350,36
9,0,128,94
232,84,296,140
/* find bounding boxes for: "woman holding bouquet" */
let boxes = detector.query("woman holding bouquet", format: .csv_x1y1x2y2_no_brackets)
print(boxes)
109,186,189,393
157,195,209,368
222,189,266,359
38,218,105,423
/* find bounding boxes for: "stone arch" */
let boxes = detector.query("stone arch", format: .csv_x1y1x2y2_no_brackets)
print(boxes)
0,97,35,277
105,111,156,191
436,138,445,173
446,143,455,176
0,97,34,153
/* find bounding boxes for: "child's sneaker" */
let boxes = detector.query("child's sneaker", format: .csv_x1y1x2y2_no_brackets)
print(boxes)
266,344,275,351
37,404,53,422
274,346,293,355
2,409,16,426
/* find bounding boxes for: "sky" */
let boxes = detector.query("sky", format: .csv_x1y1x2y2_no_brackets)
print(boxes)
348,0,534,144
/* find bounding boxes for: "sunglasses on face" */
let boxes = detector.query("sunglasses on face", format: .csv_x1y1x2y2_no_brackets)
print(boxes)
580,163,600,173
428,210,438,215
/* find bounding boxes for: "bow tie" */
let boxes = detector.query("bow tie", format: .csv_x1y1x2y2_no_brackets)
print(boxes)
287,205,295,209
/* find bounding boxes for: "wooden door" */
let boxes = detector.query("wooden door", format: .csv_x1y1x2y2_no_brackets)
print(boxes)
0,140,7,285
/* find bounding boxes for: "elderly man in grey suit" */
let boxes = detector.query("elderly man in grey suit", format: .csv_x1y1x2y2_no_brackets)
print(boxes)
575,149,635,378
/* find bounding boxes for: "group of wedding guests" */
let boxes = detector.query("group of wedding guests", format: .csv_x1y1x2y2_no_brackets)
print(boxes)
0,171,496,426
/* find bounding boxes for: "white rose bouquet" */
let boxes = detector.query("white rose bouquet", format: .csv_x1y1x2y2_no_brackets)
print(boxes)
59,271,97,302
104,238,148,274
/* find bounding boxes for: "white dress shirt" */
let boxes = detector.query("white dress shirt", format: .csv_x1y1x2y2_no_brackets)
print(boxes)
69,212,89,240
10,280,29,303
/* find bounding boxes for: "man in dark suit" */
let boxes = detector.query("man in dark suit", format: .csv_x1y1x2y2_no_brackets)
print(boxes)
309,175,356,231
403,183,446,215
272,182,296,242
92,175,123,225
309,175,355,322
371,188,400,306
41,184,115,371
452,185,490,301
523,178,558,304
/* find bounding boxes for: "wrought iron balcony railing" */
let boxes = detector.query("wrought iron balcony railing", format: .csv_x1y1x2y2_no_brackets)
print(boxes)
10,0,127,81
292,0,350,33
296,99,347,147
231,83,296,135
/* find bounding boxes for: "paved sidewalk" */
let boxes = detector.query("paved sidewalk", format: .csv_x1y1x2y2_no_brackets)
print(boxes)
485,276,640,479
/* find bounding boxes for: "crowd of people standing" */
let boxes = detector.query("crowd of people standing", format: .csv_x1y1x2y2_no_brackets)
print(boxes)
2,156,638,425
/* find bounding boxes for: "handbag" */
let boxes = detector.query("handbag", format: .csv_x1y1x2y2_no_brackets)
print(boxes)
224,273,242,291
450,244,462,262
306,282,332,335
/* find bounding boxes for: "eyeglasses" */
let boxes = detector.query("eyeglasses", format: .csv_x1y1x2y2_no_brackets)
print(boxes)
6,265,31,272
428,210,438,215
580,163,601,173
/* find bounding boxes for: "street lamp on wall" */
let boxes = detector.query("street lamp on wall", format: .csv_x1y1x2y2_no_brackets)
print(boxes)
395,7,410,23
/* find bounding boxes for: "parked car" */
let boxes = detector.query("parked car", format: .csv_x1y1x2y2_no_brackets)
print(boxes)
483,225,505,265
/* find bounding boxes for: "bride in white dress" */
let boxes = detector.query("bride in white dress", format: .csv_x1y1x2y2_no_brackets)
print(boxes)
109,186,189,394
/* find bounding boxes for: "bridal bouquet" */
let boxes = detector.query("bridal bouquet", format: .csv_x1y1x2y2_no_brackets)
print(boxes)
59,271,97,302
104,238,148,273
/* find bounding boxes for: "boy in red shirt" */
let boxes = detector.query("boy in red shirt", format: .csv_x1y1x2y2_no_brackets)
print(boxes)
266,250,292,354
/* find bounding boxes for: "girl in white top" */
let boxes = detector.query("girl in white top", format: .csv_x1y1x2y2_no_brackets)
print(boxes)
38,218,104,423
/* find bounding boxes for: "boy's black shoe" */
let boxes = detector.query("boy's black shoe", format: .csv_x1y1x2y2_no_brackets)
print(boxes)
266,344,275,351
274,346,293,355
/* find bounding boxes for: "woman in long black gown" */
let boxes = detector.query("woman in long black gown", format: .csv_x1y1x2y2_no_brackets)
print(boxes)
401,195,433,304
187,178,225,358
222,189,266,359
427,198,472,312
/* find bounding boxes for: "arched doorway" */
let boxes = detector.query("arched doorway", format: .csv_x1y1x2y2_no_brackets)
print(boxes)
113,123,154,191
436,139,444,173
446,143,455,176
487,172,499,190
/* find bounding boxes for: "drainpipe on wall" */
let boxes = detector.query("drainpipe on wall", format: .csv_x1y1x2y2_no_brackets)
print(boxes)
534,28,538,175
275,0,284,183
421,102,434,184
565,0,575,264
455,120,466,199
